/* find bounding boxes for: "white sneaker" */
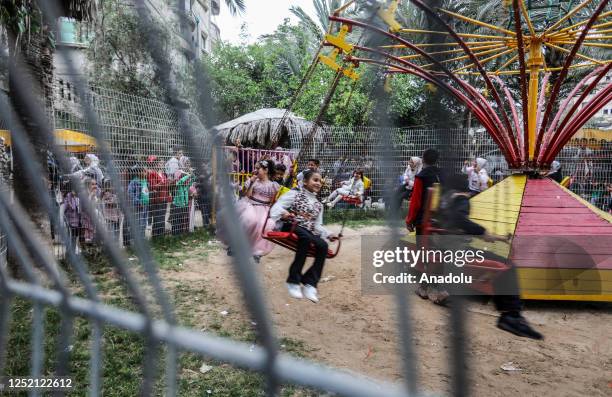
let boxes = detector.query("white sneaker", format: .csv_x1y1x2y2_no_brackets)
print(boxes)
286,283,304,299
302,284,319,303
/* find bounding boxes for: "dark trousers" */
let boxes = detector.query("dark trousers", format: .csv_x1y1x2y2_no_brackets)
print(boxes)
170,204,189,235
392,186,412,212
150,202,167,237
416,229,521,313
69,226,79,253
487,251,522,313
283,223,328,287
198,199,211,227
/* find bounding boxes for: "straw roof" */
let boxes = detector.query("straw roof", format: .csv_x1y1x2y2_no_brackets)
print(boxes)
215,108,314,148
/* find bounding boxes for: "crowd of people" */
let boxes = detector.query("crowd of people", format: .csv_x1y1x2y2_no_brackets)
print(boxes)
48,147,213,252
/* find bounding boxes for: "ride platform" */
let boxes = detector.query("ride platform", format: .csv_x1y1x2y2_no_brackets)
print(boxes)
470,175,612,302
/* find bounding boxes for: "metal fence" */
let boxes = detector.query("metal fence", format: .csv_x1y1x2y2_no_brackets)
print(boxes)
289,125,612,211
0,2,438,396
48,80,213,256
0,1,610,396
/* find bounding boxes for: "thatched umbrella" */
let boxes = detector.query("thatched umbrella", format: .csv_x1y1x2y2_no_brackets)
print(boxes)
215,108,314,148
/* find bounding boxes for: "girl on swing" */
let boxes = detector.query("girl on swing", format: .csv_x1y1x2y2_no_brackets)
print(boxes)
270,169,339,303
322,169,365,208
227,159,279,262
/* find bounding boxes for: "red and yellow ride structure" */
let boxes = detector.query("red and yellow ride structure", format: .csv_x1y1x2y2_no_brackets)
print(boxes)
312,0,612,301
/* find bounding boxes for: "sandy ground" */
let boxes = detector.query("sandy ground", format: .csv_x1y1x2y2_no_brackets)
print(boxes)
162,226,612,396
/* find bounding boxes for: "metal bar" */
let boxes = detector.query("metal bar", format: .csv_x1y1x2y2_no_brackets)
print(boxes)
398,43,506,60
332,15,518,164
407,1,521,164
5,280,411,397
545,85,612,163
421,46,511,68
492,76,523,159
30,304,44,397
552,10,612,34
130,1,284,394
536,73,551,136
519,0,537,37
544,42,605,64
495,54,519,72
543,0,595,34
452,48,517,72
400,28,513,40
514,0,530,165
437,8,518,36
383,40,510,48
539,63,610,162
534,0,610,161
544,67,612,159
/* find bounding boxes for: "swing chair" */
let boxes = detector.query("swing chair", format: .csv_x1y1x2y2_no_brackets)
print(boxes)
339,175,371,207
262,217,342,259
410,185,510,295
255,21,364,258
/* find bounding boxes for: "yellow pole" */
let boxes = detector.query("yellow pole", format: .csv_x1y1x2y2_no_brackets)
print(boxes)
527,39,543,161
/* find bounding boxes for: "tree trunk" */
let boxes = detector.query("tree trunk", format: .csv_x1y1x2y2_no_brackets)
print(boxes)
6,25,54,215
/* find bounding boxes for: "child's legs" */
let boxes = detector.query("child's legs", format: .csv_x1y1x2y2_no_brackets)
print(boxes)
330,194,344,206
301,235,328,288
283,224,314,285
327,189,340,201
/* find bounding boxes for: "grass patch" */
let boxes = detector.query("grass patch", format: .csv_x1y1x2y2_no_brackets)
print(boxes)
7,230,317,396
149,228,215,270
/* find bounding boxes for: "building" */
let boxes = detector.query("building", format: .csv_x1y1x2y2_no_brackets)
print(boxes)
54,0,221,84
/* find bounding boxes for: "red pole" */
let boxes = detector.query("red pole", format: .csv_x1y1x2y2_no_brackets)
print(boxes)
406,0,520,163
534,0,610,161
539,64,609,162
356,57,514,165
544,84,612,163
541,64,612,162
351,45,518,164
512,0,529,165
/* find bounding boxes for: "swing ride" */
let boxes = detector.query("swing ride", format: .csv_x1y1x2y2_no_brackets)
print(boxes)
261,0,611,300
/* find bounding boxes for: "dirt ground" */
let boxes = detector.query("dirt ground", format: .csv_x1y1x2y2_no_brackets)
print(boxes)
162,225,612,397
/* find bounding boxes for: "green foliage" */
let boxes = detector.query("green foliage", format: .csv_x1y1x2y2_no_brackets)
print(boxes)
86,0,172,100
203,18,423,127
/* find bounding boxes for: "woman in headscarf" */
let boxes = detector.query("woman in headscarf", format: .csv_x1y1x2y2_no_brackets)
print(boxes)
68,156,82,173
546,161,563,183
392,156,422,212
73,153,104,188
462,157,489,196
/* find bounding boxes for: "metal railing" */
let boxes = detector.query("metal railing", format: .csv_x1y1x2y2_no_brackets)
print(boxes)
0,1,448,397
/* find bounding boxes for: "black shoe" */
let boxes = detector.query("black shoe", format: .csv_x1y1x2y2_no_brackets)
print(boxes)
497,312,543,340
253,255,261,264
226,247,233,256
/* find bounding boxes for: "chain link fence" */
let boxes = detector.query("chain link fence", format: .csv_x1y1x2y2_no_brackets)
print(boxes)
0,1,610,395
289,125,612,212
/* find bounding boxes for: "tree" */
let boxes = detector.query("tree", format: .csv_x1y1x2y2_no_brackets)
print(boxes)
289,0,344,40
0,0,96,211
87,0,171,100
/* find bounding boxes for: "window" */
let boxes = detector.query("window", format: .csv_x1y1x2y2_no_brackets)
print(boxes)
58,17,91,45
604,109,609,115
201,32,207,55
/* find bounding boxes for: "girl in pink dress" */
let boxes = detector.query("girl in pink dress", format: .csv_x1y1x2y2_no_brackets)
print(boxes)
232,159,279,262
